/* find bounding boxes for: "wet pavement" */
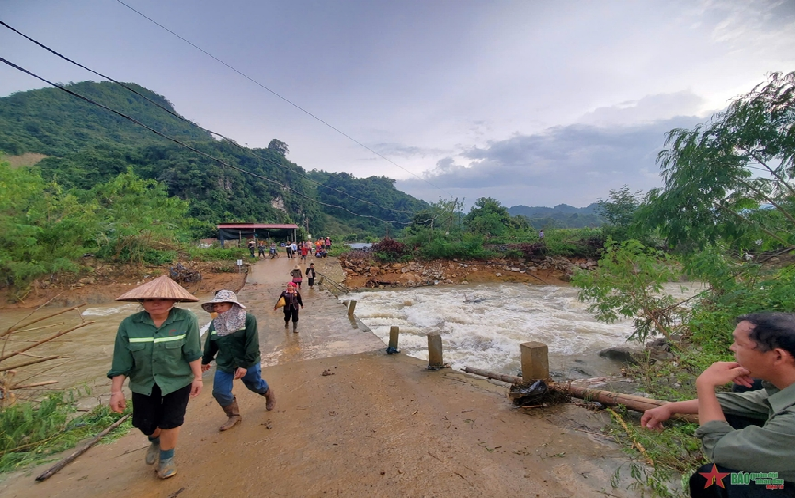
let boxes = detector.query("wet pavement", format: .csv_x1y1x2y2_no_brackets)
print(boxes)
241,256,386,366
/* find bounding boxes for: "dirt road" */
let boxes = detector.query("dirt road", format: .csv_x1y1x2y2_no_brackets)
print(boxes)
0,256,634,497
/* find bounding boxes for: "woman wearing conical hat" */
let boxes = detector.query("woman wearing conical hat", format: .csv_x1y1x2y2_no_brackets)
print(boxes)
107,275,203,480
290,264,303,290
200,290,275,432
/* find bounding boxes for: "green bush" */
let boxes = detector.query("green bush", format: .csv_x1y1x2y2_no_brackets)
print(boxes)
0,391,132,473
414,233,494,260
185,246,247,262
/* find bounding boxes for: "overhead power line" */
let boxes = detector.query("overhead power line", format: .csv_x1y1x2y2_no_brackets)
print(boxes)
113,0,454,197
0,57,429,226
0,19,419,217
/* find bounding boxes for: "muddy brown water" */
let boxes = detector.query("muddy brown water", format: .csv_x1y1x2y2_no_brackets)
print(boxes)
0,257,645,497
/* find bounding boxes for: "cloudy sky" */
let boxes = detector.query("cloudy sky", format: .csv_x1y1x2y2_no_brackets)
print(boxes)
2,0,794,209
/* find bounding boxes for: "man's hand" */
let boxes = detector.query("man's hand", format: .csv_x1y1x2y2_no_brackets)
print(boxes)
234,367,247,380
190,378,202,397
732,374,755,389
109,392,126,413
697,361,750,389
641,405,671,430
201,363,212,372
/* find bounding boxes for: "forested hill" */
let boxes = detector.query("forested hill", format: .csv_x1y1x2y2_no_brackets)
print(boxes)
0,81,211,155
508,203,604,228
0,81,428,237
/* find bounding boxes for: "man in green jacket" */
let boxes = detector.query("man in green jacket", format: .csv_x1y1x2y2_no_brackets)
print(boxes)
641,312,795,496
201,290,275,431
108,275,203,480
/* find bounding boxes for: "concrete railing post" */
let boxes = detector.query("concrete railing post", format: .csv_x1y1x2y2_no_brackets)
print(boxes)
520,341,549,380
348,300,357,317
428,332,444,369
387,326,400,354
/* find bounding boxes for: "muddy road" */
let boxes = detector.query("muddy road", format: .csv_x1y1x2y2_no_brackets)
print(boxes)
0,256,635,497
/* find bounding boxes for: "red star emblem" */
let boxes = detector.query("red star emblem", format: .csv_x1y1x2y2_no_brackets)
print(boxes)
699,464,731,489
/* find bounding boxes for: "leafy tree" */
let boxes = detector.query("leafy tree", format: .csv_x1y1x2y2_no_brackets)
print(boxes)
86,169,191,263
267,139,289,156
464,197,511,237
0,161,98,288
596,185,643,242
572,239,684,342
642,71,795,251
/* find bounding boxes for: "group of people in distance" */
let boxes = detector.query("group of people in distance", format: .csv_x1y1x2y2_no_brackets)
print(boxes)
107,273,795,494
246,237,332,259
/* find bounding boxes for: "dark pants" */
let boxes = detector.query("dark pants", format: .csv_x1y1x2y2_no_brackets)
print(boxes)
283,307,299,323
690,464,795,497
308,277,315,287
131,383,191,435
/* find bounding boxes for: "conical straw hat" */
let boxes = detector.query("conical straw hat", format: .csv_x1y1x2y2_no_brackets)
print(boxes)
116,275,199,302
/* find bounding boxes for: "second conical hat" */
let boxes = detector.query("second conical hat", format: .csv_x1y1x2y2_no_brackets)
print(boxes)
116,275,199,302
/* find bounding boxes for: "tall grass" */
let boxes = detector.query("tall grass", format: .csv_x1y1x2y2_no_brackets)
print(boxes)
0,391,132,473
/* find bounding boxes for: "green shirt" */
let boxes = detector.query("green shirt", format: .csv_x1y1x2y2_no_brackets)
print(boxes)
107,307,202,396
201,313,261,373
695,383,795,482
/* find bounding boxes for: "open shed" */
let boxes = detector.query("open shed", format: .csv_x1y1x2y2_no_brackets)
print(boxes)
217,223,299,247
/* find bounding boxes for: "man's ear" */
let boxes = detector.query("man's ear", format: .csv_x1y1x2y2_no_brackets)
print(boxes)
773,348,795,366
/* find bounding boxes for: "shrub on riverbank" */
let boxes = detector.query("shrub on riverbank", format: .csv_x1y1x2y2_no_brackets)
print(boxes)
0,392,131,473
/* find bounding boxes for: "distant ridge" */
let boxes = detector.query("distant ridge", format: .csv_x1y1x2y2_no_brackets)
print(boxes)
508,203,604,228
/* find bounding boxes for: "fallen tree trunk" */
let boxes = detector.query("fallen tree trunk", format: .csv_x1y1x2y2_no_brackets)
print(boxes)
35,414,130,482
463,366,698,423
464,367,521,384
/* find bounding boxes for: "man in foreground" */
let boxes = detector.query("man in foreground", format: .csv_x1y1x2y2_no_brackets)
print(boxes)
641,312,795,496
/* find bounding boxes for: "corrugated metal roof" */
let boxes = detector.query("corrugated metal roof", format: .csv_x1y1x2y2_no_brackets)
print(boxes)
217,224,299,229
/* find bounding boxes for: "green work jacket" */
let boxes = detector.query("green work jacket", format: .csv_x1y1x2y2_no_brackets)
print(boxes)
201,313,261,373
695,382,795,482
107,307,201,396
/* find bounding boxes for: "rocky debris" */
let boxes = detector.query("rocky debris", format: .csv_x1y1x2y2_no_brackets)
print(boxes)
337,254,598,290
598,346,640,365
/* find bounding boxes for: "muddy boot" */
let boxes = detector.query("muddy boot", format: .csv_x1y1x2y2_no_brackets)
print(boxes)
284,321,289,329
219,398,242,431
145,436,160,465
262,388,276,411
292,322,298,333
157,457,177,479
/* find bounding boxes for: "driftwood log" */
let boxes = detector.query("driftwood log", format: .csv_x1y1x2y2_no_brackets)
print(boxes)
463,366,698,423
35,414,130,482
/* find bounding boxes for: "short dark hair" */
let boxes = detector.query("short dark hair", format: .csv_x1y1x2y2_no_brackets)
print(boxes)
737,312,795,357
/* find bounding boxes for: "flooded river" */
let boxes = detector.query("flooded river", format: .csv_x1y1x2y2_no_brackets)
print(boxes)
344,281,703,379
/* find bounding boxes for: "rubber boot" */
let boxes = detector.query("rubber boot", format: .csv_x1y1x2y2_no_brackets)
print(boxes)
145,437,160,465
219,398,242,431
263,388,276,411
284,320,289,329
292,321,298,333
157,457,177,479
